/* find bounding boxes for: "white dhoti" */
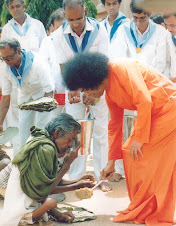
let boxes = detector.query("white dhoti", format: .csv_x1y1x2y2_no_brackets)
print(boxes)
0,166,33,226
66,93,109,181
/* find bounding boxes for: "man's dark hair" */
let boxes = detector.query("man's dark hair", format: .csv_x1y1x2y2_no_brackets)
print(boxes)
48,8,65,27
164,13,176,19
150,14,164,25
6,0,24,7
63,52,109,91
63,0,84,9
0,27,2,33
45,113,81,137
130,0,148,14
0,38,21,52
101,0,122,6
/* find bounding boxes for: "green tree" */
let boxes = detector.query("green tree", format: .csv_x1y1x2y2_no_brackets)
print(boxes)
0,0,97,28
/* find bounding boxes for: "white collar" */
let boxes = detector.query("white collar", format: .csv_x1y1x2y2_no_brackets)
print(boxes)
11,13,30,26
63,18,93,37
135,23,150,36
105,11,124,25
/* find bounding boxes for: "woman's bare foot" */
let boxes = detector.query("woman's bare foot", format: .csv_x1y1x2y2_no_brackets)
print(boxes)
99,181,112,192
49,209,74,223
109,173,122,182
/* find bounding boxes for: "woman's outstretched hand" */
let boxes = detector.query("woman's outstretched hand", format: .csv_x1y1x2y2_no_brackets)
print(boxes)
130,140,144,161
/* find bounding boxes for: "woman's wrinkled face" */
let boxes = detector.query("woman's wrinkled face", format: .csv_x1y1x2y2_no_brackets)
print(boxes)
54,130,78,158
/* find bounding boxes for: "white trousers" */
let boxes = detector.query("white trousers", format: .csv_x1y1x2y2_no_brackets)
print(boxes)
66,93,109,181
18,108,60,151
114,111,137,175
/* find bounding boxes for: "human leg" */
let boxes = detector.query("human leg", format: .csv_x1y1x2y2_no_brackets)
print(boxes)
90,95,111,191
66,96,88,180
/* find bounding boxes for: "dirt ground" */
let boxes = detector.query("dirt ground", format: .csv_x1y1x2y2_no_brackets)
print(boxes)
0,145,145,226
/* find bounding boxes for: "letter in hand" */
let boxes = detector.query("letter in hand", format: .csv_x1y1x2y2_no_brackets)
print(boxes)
68,91,81,104
82,94,96,106
63,142,81,166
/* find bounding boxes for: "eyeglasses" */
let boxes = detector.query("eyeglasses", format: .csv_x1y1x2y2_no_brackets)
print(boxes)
67,15,85,25
0,51,17,62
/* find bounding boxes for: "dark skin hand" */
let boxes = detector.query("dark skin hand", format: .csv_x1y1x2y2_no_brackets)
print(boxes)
68,91,81,104
51,143,80,192
82,94,95,105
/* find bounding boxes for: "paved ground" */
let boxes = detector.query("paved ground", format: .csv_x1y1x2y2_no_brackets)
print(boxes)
0,145,145,226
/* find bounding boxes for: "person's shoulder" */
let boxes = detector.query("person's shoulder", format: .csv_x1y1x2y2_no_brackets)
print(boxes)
1,19,12,30
29,15,45,27
52,26,63,40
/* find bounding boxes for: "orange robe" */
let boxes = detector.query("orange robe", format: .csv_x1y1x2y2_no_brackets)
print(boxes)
106,58,176,226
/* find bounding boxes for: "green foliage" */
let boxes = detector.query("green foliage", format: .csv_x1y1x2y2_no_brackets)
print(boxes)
0,0,97,28
0,3,11,26
85,0,97,19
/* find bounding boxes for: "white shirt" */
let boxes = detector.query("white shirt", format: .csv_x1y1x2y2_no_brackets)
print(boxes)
109,20,168,73
39,35,64,93
52,18,109,65
1,54,54,104
166,32,176,78
1,13,46,53
101,11,130,42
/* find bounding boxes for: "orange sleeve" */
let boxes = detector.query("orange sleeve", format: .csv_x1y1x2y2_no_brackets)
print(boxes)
106,93,124,160
113,63,153,143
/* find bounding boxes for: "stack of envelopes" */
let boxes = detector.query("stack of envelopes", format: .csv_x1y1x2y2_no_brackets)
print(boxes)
18,97,58,112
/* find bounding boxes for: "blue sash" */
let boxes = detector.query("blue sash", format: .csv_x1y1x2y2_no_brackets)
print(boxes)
8,49,34,87
62,17,100,53
172,35,176,48
10,16,30,36
124,20,156,51
104,15,127,41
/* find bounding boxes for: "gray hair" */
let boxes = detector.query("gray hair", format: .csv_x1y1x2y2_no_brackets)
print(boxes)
48,8,65,26
45,113,81,137
0,38,21,52
6,0,25,7
63,0,84,9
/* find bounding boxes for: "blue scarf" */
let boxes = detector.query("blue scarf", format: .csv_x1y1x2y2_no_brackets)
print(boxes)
62,17,100,53
10,15,30,36
124,20,156,52
172,35,176,47
8,49,34,87
104,13,127,41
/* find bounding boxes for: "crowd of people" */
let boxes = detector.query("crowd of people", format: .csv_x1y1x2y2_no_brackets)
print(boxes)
0,0,176,225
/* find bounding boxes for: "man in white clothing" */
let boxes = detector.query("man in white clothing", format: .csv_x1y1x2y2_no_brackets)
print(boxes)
39,9,66,114
52,0,110,192
101,0,129,43
1,0,46,53
1,0,47,154
164,13,176,82
109,0,168,74
0,39,56,153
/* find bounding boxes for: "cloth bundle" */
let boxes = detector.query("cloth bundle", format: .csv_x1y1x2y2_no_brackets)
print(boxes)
18,97,58,112
12,126,58,202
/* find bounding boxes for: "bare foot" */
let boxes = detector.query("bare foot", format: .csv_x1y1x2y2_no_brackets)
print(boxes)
109,173,122,182
49,209,74,223
99,181,112,192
